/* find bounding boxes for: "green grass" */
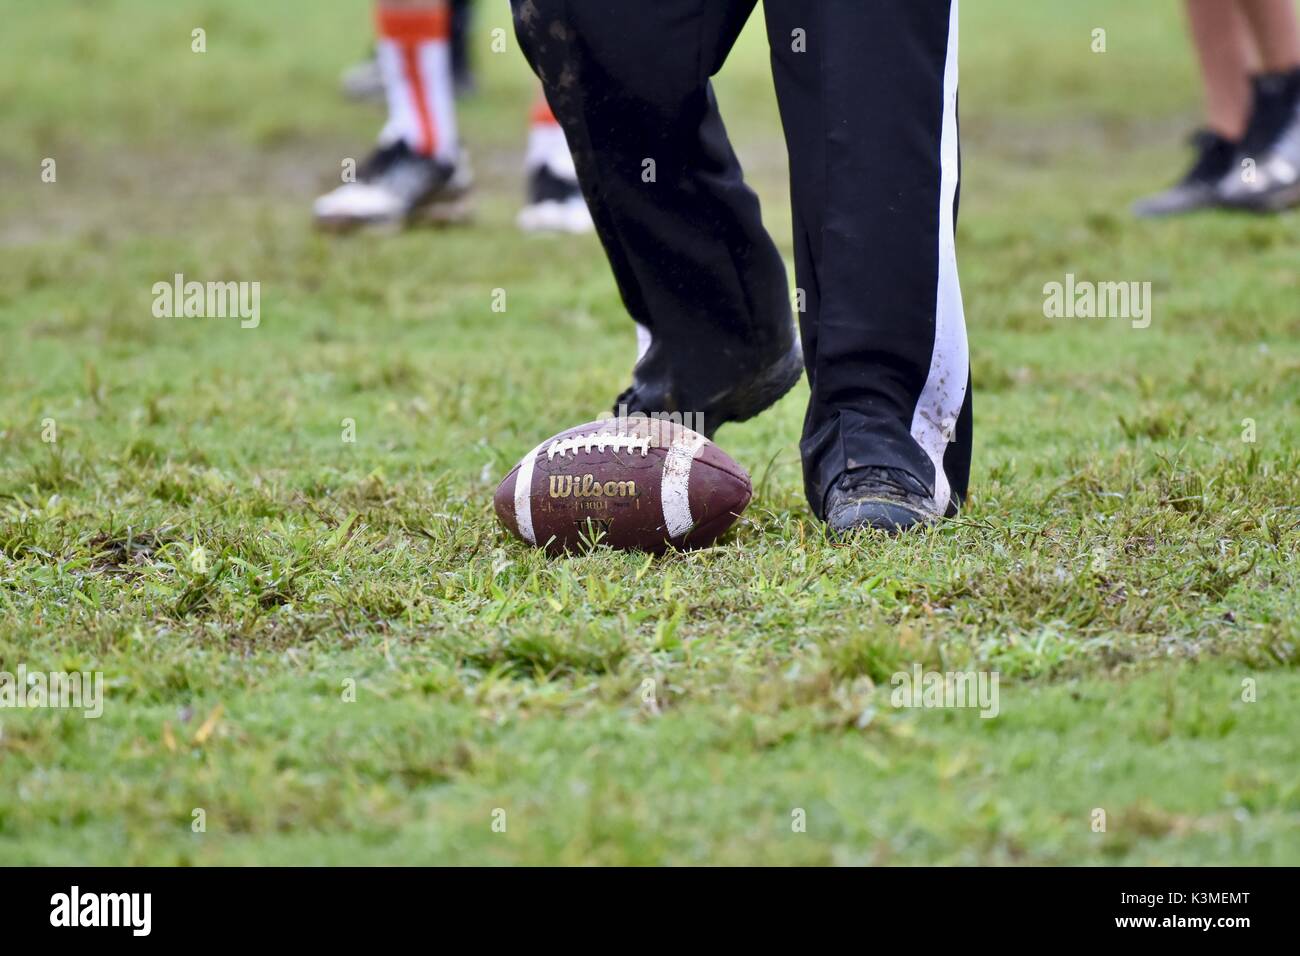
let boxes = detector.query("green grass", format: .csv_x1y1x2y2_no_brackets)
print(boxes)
0,0,1297,865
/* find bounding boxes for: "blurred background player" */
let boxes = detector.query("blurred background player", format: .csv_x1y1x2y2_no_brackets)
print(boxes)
1135,0,1300,216
315,0,592,233
341,0,477,99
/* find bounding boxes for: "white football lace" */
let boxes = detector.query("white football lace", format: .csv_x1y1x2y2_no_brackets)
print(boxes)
546,433,651,460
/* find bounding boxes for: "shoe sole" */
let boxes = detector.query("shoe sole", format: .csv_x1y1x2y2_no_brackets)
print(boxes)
313,193,476,235
516,202,595,235
828,497,938,536
1132,199,1223,219
1219,178,1300,214
1250,179,1300,213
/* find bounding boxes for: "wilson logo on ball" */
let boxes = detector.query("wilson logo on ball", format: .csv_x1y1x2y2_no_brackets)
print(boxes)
549,475,639,498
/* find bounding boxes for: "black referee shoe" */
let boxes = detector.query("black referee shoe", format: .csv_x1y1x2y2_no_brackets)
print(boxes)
613,336,803,440
1132,130,1237,219
825,467,942,535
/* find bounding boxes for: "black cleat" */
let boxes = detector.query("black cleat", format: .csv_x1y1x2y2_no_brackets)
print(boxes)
825,467,942,535
1132,130,1237,219
614,335,803,440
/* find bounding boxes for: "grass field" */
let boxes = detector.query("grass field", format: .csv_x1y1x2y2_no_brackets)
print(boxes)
1,0,1297,865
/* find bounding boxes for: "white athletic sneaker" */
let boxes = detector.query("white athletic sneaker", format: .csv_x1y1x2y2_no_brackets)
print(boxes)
517,165,594,235
314,142,474,232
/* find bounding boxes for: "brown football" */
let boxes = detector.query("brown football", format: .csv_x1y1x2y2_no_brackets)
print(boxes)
494,417,752,555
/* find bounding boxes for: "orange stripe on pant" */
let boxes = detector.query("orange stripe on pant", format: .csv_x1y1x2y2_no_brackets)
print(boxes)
376,4,451,156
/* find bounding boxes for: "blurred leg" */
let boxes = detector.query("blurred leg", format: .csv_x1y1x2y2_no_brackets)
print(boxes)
1187,0,1256,140
518,95,594,234
314,0,471,230
449,0,476,94
375,0,458,160
1238,0,1300,72
1134,0,1257,217
1222,0,1300,210
523,97,570,177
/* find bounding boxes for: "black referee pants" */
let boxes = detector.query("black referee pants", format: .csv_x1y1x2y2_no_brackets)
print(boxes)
511,0,972,518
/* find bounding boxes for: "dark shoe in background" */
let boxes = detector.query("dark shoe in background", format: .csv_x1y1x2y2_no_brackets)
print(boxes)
517,164,594,234
1132,130,1237,218
1219,68,1300,211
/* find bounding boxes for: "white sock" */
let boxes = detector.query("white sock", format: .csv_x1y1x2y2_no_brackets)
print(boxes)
375,2,458,162
524,97,576,180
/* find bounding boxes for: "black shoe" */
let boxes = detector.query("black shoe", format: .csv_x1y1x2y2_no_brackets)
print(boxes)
1132,130,1237,218
613,336,803,440
517,165,594,234
824,467,942,535
1220,68,1300,209
313,142,474,232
